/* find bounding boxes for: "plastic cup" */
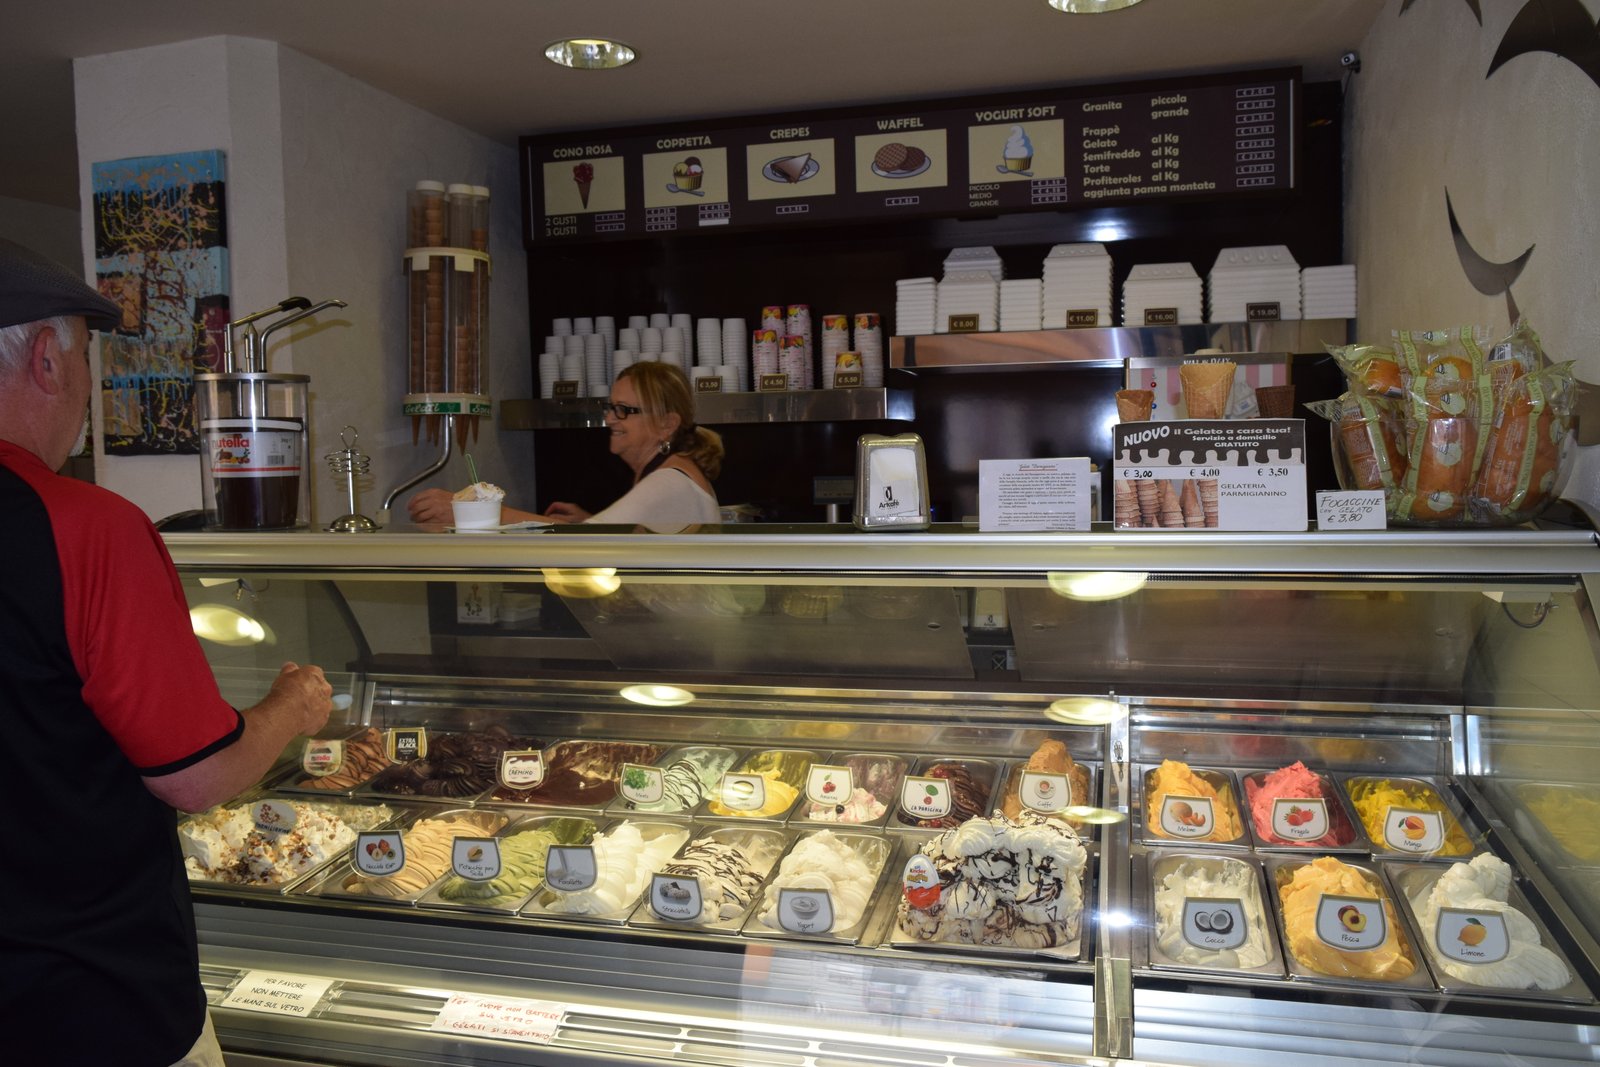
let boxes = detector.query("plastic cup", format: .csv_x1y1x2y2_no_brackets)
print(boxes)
451,498,502,529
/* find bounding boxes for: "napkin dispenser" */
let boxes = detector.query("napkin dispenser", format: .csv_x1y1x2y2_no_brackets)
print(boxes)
853,433,931,531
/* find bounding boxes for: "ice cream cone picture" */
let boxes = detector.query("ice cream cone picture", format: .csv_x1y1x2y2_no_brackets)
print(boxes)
1180,361,1237,419
573,162,594,208
1115,388,1154,422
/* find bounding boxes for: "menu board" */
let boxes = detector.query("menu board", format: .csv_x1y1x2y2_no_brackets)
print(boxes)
524,68,1296,244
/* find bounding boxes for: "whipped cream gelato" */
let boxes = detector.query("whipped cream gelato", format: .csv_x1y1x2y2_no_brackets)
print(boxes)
453,481,505,502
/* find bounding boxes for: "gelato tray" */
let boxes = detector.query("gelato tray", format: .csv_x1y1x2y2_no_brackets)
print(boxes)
1140,850,1283,978
891,756,999,830
521,819,692,925
791,752,906,828
996,740,1100,839
1266,855,1431,991
358,725,540,804
742,829,892,945
1134,761,1248,848
889,811,1093,962
608,745,741,817
486,739,667,808
1390,859,1593,1003
1508,781,1600,868
180,795,398,894
272,726,394,797
1340,774,1478,860
1239,763,1362,852
303,808,509,906
629,825,788,933
417,814,600,915
700,748,817,821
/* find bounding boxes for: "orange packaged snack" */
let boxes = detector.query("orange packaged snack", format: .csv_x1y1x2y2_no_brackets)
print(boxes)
1329,342,1405,399
1308,394,1405,495
1471,361,1575,523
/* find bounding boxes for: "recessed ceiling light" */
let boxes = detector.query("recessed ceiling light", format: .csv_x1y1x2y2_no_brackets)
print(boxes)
1047,0,1146,11
1046,571,1148,601
544,38,637,70
620,684,695,707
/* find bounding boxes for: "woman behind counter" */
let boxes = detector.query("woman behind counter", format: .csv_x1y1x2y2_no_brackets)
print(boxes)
408,361,723,528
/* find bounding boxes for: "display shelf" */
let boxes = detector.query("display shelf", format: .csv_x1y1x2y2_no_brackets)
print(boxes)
891,319,1351,370
502,385,913,430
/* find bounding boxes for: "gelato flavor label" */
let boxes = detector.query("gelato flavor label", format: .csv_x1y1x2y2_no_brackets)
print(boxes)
807,765,855,806
1435,907,1510,965
901,853,941,911
777,888,835,934
1019,771,1072,814
386,728,427,764
900,776,953,820
355,831,406,877
452,837,501,882
1181,897,1248,952
621,764,665,805
650,873,704,922
1314,893,1387,952
500,750,545,789
1271,797,1329,841
1159,794,1216,838
718,774,767,812
301,739,344,778
1382,807,1445,854
252,799,298,838
544,846,597,892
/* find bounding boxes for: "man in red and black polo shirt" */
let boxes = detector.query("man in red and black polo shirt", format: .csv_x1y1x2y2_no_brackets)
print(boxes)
0,238,334,1066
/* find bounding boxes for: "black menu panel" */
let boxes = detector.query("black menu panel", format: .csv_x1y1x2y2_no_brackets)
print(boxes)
523,68,1297,245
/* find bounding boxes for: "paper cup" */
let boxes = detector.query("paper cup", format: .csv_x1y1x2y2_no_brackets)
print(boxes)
1115,389,1154,422
1179,362,1236,419
452,498,502,529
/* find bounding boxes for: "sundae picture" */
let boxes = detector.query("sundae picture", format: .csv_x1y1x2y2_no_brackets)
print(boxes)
573,162,594,208
999,125,1033,176
669,156,705,196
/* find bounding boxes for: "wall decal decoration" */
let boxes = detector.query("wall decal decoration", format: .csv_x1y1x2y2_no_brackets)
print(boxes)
91,149,229,456
1400,0,1483,23
1446,187,1535,323
1488,0,1600,91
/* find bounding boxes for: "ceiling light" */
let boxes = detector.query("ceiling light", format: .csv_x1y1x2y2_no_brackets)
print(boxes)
1047,571,1148,601
1047,0,1146,11
1045,697,1128,725
190,604,271,647
544,38,636,70
620,684,695,707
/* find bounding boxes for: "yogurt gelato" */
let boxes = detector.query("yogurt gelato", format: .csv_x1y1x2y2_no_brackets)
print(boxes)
756,831,882,933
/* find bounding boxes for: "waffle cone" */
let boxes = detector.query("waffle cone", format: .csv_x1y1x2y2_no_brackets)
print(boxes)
1180,361,1236,419
1254,384,1295,418
1116,389,1154,422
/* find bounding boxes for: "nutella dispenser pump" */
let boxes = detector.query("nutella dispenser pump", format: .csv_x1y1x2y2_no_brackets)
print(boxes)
197,297,347,530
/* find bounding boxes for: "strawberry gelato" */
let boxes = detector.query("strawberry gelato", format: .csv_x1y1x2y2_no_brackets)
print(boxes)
1244,762,1357,847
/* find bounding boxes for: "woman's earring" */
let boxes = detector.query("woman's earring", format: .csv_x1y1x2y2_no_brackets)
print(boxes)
658,439,671,455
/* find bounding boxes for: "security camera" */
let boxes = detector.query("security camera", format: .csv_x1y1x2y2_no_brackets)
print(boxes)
1339,50,1361,73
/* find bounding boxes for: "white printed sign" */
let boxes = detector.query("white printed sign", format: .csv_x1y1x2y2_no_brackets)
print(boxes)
222,971,334,1017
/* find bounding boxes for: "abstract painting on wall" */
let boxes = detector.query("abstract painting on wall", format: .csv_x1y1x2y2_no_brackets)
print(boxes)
92,149,229,456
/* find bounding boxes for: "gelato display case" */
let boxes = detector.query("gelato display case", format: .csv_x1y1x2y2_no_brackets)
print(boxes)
164,520,1600,1066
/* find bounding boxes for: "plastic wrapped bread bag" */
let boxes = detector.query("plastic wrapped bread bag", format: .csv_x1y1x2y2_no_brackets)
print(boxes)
1470,361,1575,524
1308,394,1406,497
1390,328,1493,525
1328,342,1405,399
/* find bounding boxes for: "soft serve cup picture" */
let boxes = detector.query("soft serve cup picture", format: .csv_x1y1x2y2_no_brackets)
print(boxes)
1000,124,1034,175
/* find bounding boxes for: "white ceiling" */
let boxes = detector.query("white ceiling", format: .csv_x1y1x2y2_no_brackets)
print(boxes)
2,0,1386,210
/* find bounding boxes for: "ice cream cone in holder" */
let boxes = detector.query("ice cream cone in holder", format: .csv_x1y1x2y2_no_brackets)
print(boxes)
1254,384,1295,418
1180,361,1236,419
1116,389,1155,422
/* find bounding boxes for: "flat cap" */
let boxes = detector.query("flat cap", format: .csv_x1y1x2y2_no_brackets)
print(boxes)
0,237,121,331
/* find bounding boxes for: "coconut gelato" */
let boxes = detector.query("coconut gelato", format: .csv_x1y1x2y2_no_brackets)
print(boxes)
1153,857,1274,969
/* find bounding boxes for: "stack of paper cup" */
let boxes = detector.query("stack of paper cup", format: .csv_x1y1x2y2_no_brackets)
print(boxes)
721,318,747,375
596,315,616,354
559,353,584,395
785,305,813,388
584,333,608,394
640,327,663,357
760,306,786,336
618,326,640,353
612,350,633,378
854,313,884,387
696,318,722,366
573,316,594,336
720,361,745,392
752,329,779,379
778,335,807,389
670,312,692,334
820,314,850,388
562,334,584,358
627,314,648,331
543,334,562,356
661,327,687,370
649,312,670,329
552,317,573,337
538,352,560,398
894,278,937,335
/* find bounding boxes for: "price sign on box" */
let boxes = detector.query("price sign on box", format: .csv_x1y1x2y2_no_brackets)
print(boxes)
1113,419,1306,531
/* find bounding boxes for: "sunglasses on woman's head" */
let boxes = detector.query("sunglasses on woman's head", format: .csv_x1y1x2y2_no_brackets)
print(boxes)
602,401,643,420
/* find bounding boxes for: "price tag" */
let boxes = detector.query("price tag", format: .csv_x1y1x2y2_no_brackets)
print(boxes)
1270,797,1329,841
833,371,863,388
718,774,767,812
385,728,427,763
694,376,724,393
354,831,406,877
544,846,597,892
777,887,835,933
301,738,344,778
551,380,580,399
1018,771,1072,814
222,971,335,1017
500,750,545,789
1158,794,1215,838
452,837,501,881
1181,897,1248,951
758,373,789,392
1317,490,1387,530
1143,307,1179,326
650,873,704,921
900,776,952,821
1066,309,1099,328
947,313,980,333
1435,907,1510,965
806,765,854,806
1382,807,1445,854
251,799,298,838
620,763,664,805
430,993,563,1045
1314,893,1387,952
1246,301,1282,322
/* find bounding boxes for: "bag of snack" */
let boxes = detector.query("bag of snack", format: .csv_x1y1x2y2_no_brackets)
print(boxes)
1328,342,1404,398
1470,361,1576,524
1307,394,1406,498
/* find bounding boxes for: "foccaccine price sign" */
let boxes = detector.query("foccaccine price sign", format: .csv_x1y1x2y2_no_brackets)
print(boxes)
1113,419,1306,531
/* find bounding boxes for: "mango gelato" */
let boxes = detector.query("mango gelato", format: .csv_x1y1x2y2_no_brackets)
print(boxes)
1517,783,1600,864
1345,777,1473,856
1145,760,1243,842
1277,856,1416,981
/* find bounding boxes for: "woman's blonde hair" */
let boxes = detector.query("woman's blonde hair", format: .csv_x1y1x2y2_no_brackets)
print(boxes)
617,360,724,479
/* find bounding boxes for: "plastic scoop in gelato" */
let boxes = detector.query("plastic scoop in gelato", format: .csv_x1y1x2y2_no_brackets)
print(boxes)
1153,857,1274,969
451,481,504,528
1413,854,1571,990
1145,760,1243,842
898,811,1087,950
1276,856,1416,981
1244,762,1357,847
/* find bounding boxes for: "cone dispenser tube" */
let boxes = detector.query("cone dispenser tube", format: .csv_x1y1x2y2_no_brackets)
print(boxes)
404,180,491,450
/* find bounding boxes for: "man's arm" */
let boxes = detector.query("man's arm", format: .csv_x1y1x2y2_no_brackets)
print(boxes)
143,662,333,813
